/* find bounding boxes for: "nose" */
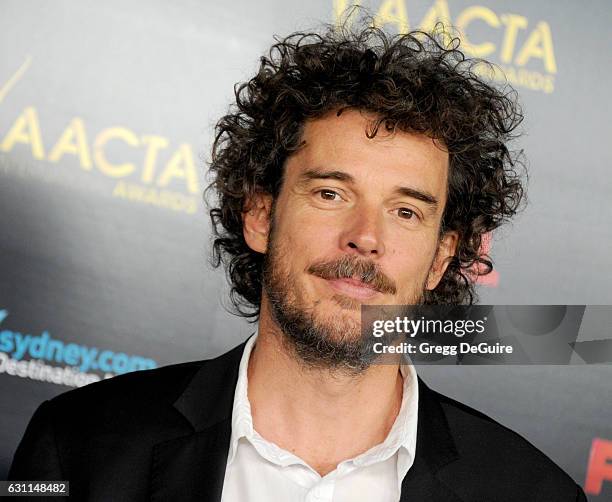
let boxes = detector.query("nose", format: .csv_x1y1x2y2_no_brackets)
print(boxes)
339,203,385,257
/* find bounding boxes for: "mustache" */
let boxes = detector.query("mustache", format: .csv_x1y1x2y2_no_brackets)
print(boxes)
307,255,397,295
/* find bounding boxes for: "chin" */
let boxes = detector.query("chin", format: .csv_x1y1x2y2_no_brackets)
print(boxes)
329,293,363,311
313,309,362,341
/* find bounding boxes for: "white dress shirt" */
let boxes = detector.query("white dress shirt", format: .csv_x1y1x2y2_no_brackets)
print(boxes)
220,332,419,502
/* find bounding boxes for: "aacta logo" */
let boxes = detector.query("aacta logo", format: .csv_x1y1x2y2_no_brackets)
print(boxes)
334,0,557,93
585,438,612,496
0,58,199,215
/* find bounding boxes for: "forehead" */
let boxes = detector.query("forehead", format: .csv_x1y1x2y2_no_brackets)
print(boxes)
289,109,449,199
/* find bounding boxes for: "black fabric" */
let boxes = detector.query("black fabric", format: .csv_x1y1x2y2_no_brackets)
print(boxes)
9,339,587,501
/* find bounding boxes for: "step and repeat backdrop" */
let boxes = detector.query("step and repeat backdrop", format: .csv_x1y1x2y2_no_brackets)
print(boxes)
1,0,611,498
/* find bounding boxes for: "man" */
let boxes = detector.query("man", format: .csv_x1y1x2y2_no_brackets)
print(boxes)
9,19,586,501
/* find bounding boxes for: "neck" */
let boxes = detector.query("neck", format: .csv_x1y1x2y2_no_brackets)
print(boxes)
247,298,404,476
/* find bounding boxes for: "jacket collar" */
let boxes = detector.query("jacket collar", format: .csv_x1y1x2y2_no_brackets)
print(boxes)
173,339,246,431
399,371,462,501
150,338,462,501
149,341,245,502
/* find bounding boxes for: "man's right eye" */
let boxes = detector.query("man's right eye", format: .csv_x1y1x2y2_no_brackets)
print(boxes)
316,189,340,201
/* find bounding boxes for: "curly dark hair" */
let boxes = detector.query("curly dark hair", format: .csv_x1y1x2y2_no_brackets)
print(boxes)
207,18,526,319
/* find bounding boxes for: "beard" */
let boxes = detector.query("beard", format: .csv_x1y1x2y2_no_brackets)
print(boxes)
262,215,430,375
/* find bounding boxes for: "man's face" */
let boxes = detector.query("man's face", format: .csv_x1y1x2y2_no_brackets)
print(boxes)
244,109,457,372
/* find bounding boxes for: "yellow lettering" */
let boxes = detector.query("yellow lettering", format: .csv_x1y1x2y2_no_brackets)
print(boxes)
112,180,127,197
515,21,557,73
455,6,499,57
500,14,528,64
374,0,410,33
0,56,32,105
127,183,145,199
333,0,361,25
141,135,169,184
94,127,139,178
48,117,92,169
504,65,518,84
143,187,162,205
157,143,199,194
418,0,452,35
0,107,45,159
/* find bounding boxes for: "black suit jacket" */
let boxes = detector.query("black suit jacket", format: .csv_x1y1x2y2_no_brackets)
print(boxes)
9,338,587,501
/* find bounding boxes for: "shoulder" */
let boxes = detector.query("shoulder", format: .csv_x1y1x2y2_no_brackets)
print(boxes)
8,359,206,480
427,385,584,500
29,361,203,444
42,341,245,433
9,342,246,482
50,359,203,415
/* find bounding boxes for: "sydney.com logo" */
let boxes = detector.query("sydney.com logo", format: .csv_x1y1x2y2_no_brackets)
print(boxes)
0,309,157,388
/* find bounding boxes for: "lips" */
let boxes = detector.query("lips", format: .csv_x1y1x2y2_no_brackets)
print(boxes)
325,277,380,300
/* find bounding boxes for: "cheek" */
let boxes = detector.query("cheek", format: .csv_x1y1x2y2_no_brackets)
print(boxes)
388,235,439,279
285,208,340,257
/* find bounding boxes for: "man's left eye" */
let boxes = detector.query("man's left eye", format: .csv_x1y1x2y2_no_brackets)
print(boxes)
397,207,416,220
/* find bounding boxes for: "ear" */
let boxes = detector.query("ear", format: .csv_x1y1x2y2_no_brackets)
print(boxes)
242,192,274,254
426,231,459,290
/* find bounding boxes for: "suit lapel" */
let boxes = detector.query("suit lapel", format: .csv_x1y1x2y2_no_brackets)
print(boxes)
400,458,464,501
150,419,232,502
400,378,464,501
149,340,249,502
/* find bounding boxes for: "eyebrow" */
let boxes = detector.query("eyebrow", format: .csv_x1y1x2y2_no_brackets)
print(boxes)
299,168,440,212
300,169,352,182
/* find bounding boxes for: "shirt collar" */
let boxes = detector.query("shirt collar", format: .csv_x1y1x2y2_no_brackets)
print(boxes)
227,331,419,470
227,332,258,466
